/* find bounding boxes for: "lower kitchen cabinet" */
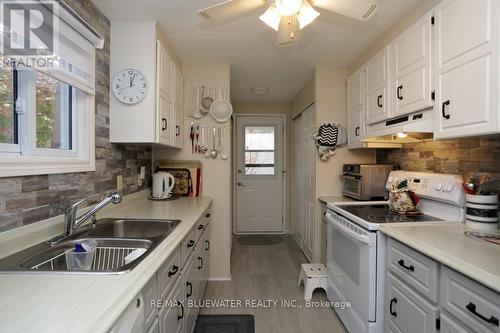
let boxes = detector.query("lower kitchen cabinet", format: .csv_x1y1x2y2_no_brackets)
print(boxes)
111,205,212,333
385,237,500,333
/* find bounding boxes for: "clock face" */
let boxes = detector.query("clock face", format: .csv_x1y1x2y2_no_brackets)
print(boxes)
112,69,148,105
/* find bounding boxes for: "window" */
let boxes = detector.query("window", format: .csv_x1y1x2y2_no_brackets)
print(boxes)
244,126,276,175
0,2,103,177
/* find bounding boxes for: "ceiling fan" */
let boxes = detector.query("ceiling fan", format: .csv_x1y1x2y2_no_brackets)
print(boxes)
198,0,378,46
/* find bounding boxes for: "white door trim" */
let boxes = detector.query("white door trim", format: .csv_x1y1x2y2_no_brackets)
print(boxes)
232,113,287,234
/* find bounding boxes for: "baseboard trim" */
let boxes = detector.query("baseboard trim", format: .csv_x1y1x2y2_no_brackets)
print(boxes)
208,275,232,281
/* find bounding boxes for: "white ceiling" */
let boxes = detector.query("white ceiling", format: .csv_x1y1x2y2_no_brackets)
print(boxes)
92,0,419,102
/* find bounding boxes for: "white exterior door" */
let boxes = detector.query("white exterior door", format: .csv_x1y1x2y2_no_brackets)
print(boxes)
235,116,284,233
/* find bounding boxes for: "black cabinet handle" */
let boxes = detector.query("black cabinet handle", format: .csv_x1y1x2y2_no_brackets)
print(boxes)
187,240,195,248
136,298,141,308
398,259,415,272
168,265,178,277
390,298,398,317
466,302,499,326
205,240,210,251
198,224,205,230
397,85,403,100
161,118,168,131
377,95,383,108
205,213,211,218
198,256,203,269
177,301,184,320
176,125,180,136
355,126,360,137
442,100,450,119
186,282,193,298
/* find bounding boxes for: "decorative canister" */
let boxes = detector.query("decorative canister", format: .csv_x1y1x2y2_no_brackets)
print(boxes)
465,194,499,232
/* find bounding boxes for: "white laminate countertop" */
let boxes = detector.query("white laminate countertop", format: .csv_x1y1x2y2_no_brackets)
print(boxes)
0,195,213,333
318,196,356,204
380,223,500,293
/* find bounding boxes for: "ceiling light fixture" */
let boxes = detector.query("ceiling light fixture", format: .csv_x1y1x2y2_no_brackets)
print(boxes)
251,86,270,95
260,0,320,38
275,0,303,16
297,2,320,29
259,3,281,31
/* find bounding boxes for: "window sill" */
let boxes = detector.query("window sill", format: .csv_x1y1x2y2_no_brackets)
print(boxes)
0,155,95,177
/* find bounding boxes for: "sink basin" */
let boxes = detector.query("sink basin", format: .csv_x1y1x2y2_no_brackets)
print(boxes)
0,218,180,274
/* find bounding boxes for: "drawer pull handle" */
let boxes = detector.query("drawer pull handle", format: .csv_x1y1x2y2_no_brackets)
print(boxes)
205,213,211,218
397,85,403,100
186,282,193,298
466,302,499,326
355,126,360,137
389,298,397,317
198,224,205,230
198,256,203,269
398,259,415,272
168,265,178,277
205,240,210,251
442,100,450,119
187,240,195,248
177,301,184,320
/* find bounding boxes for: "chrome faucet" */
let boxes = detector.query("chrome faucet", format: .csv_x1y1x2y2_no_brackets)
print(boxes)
47,193,122,245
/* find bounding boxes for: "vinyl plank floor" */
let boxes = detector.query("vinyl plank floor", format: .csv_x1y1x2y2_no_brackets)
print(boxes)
200,235,348,333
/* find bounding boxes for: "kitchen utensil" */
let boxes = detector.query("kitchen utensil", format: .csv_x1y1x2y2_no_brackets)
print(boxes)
210,127,218,159
193,87,204,119
221,127,228,160
201,86,214,112
152,171,176,199
195,123,200,153
189,122,195,153
216,127,222,153
210,99,233,122
199,127,207,153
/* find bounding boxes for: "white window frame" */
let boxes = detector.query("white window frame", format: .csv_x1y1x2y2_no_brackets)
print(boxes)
0,2,102,177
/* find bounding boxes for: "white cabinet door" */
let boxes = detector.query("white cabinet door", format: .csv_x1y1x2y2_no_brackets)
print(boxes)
348,110,363,147
385,273,439,333
391,12,433,118
348,66,364,111
434,0,500,139
183,255,198,333
159,278,183,333
365,46,390,124
156,40,174,145
173,66,184,148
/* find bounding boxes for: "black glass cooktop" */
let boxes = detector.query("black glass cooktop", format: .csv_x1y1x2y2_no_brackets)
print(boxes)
335,204,443,224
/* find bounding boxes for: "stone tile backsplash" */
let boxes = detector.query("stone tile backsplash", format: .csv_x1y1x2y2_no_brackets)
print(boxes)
0,0,152,232
376,135,500,179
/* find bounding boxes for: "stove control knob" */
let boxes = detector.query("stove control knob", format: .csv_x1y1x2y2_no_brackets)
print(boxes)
435,183,443,191
445,183,454,192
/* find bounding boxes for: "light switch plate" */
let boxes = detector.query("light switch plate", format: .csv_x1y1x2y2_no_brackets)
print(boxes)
116,175,123,191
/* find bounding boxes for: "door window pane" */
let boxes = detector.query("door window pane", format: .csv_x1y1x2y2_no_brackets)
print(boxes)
0,67,15,144
244,126,276,175
245,126,274,150
35,71,72,150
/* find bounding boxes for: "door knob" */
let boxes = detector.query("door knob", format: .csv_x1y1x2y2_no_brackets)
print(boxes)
237,182,246,187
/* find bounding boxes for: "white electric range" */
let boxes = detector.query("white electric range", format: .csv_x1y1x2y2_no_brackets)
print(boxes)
325,171,466,333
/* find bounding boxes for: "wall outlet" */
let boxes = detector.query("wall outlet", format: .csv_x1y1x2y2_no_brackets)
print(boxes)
116,174,123,191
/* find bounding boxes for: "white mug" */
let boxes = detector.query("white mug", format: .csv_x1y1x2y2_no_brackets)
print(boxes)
152,172,175,199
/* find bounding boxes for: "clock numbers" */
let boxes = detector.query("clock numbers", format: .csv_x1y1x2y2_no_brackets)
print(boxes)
112,69,148,105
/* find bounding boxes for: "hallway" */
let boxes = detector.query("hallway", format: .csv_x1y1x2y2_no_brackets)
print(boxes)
201,235,348,333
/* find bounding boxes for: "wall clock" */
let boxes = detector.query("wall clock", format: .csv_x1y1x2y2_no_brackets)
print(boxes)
112,69,148,105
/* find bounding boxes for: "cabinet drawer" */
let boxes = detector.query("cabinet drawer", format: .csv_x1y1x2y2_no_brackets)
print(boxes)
143,275,158,330
195,210,210,242
385,273,439,333
440,313,473,333
159,278,183,333
388,238,439,302
182,228,197,264
440,266,500,333
158,246,181,300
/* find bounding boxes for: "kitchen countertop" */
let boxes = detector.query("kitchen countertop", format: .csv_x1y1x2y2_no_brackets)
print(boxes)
0,193,213,333
380,223,500,293
318,196,356,204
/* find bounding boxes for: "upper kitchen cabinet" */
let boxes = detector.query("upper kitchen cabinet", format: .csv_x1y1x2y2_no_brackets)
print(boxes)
434,0,500,139
390,11,433,118
365,46,390,124
347,67,364,148
110,21,183,148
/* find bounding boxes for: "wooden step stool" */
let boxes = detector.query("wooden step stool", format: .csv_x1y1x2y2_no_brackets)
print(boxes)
297,263,329,301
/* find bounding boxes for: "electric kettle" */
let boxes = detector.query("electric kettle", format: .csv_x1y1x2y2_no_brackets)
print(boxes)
152,172,175,199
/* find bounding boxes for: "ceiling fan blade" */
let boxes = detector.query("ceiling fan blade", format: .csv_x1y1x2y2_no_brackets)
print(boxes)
198,0,268,20
309,0,377,21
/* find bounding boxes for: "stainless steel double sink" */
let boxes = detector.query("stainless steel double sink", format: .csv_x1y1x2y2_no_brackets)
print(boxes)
0,218,180,274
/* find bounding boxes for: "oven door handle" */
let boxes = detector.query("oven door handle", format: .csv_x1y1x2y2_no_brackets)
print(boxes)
326,212,372,245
